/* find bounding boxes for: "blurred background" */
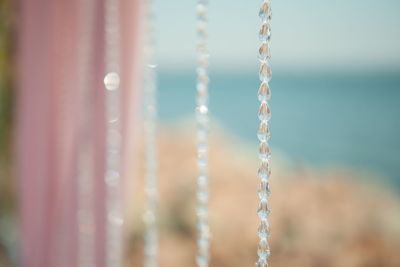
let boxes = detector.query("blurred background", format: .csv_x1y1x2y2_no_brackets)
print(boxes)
154,0,400,184
1,0,400,266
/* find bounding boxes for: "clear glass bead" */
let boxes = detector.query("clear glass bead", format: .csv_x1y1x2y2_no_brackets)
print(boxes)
197,3,207,17
257,161,270,181
198,175,208,187
197,21,208,38
197,82,208,93
259,43,271,62
258,180,271,200
259,23,271,42
197,221,209,235
197,127,208,142
257,239,271,260
257,122,271,142
259,142,271,161
198,73,210,84
258,82,271,102
197,43,208,54
197,88,208,106
196,111,209,126
197,190,208,204
259,63,272,82
198,152,208,168
258,189,269,201
257,200,270,221
197,140,208,154
258,101,271,122
197,206,208,219
259,1,271,22
197,238,209,255
198,54,209,68
104,72,120,91
258,220,270,240
197,66,207,77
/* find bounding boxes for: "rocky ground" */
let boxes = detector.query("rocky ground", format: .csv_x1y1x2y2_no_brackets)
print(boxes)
126,126,400,267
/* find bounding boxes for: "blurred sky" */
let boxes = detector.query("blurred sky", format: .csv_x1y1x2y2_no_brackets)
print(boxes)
155,0,400,71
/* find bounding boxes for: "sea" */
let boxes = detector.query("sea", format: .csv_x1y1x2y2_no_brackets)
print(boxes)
157,69,400,188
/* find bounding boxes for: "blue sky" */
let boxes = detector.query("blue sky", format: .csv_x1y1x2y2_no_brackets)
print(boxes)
154,0,400,71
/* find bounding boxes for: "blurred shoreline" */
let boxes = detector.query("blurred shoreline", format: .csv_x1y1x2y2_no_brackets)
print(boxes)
158,70,400,187
159,115,400,189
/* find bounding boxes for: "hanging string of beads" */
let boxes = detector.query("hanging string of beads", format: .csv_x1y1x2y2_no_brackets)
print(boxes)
257,1,272,267
196,1,210,267
143,0,159,266
103,0,123,265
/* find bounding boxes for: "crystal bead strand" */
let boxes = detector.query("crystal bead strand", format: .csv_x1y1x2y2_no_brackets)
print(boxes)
143,0,159,267
257,1,272,267
103,0,123,265
77,0,96,266
196,1,210,267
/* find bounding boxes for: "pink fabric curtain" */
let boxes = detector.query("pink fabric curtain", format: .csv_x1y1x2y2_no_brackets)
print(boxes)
16,0,142,266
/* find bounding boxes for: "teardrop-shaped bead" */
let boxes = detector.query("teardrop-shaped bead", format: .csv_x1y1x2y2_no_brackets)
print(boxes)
258,220,270,240
259,1,271,22
259,142,271,161
197,238,209,253
197,221,209,235
196,109,209,127
197,153,208,169
259,23,271,42
258,189,269,201
197,190,208,204
257,161,270,181
257,238,271,260
197,175,207,187
197,127,208,142
197,21,208,38
197,206,208,219
197,43,208,54
196,3,207,18
258,180,271,200
257,200,270,221
259,63,272,82
198,73,210,85
258,101,271,122
259,43,271,61
258,82,271,102
257,122,271,142
198,53,209,68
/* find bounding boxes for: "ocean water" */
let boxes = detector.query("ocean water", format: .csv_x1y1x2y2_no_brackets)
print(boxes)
157,70,400,187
